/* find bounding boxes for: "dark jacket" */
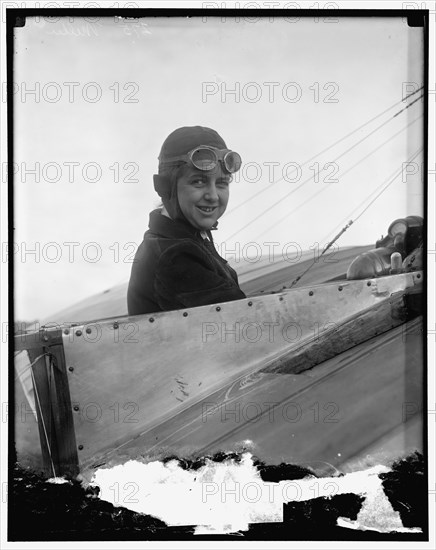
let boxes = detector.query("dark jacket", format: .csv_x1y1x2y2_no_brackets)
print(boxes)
127,209,246,315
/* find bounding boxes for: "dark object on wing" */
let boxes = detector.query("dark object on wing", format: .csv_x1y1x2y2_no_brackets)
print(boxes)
347,216,423,280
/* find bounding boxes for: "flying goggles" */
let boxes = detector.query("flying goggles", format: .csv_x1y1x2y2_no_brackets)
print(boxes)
160,146,242,174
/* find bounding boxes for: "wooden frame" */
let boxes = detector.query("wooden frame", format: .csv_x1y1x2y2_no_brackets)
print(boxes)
15,329,79,477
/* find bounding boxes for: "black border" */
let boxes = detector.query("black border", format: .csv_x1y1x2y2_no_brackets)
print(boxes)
6,6,430,542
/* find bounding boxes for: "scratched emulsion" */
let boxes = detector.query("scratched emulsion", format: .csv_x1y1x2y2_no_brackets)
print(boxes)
10,452,426,541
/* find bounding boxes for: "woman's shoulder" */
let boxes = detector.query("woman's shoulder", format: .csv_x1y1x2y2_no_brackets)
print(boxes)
156,237,211,265
136,230,207,267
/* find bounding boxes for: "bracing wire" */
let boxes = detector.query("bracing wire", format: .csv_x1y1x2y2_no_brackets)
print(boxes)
14,352,52,381
317,186,395,248
15,350,58,477
226,95,423,241
250,114,422,243
287,146,423,288
30,366,57,478
226,86,424,216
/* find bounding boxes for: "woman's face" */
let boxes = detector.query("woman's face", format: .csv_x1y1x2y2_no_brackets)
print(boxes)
177,164,232,231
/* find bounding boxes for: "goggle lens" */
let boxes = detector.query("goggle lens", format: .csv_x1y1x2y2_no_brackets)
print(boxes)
191,148,217,171
224,151,242,173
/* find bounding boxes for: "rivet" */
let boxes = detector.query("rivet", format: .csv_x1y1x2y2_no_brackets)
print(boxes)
43,335,49,342
86,327,92,334
73,405,79,412
216,306,221,312
183,312,188,317
113,322,119,329
68,366,74,372
248,301,253,306
309,291,313,296
64,329,70,335
367,281,371,286
338,286,343,291
416,273,421,279
75,330,82,337
149,317,154,323
78,445,84,451
279,296,283,301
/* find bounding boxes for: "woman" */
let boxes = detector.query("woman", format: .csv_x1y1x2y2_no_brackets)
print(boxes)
127,126,246,315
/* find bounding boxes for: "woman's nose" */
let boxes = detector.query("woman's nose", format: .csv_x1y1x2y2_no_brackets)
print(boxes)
204,183,219,201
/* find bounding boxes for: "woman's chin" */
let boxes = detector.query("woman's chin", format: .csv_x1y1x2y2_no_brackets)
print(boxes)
189,216,217,231
202,220,216,230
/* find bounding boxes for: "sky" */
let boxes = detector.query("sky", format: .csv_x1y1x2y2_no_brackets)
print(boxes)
11,14,425,321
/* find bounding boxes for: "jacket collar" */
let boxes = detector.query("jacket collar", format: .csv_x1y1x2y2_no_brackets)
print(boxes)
148,209,214,242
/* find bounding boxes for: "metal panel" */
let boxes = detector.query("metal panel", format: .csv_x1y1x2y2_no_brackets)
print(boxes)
63,272,422,470
101,317,423,474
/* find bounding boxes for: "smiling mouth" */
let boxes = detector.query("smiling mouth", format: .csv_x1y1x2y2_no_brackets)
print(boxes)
197,206,218,213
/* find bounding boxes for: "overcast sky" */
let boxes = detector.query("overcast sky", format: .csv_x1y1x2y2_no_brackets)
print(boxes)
13,14,424,321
